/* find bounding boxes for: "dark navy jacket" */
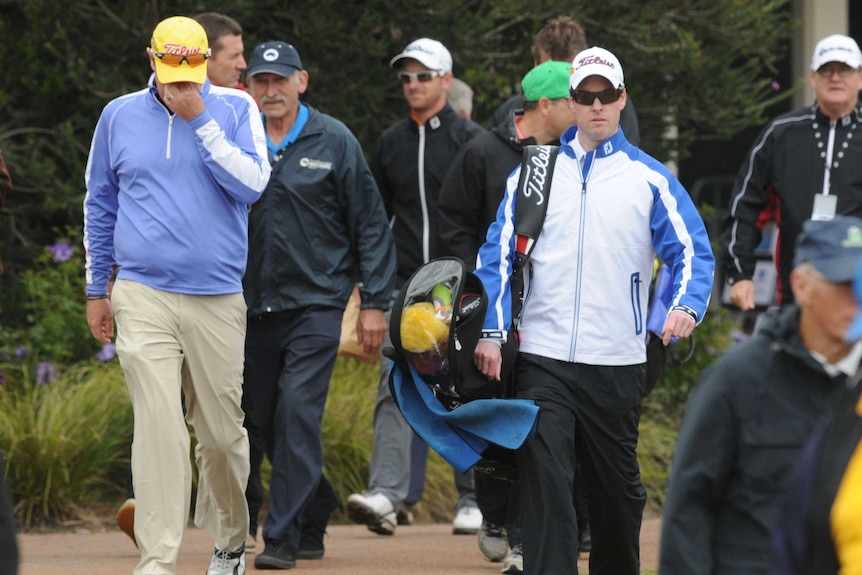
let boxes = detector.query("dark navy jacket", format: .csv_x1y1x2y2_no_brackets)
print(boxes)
244,105,396,316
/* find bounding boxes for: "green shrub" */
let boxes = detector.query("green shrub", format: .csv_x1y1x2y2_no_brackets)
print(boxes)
320,358,377,499
0,227,101,366
638,399,681,511
0,359,132,527
649,305,737,416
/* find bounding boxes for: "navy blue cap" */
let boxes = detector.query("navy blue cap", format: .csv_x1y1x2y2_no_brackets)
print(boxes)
794,215,862,283
247,41,302,78
847,259,862,342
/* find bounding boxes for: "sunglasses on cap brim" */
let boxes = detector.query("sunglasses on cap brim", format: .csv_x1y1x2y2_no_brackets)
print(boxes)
570,87,624,106
153,48,212,68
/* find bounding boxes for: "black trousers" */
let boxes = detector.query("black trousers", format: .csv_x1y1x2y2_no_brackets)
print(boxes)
244,307,343,549
515,353,646,575
475,446,591,550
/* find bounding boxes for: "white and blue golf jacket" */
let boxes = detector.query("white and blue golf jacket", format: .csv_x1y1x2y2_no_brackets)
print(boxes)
475,127,715,366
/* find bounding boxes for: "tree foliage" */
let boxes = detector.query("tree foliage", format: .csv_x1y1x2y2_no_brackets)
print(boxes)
0,0,795,321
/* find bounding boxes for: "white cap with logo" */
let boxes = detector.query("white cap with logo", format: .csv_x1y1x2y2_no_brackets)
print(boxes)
390,38,453,73
810,34,862,71
570,46,625,91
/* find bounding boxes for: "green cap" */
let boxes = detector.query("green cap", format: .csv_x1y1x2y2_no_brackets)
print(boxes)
521,60,572,102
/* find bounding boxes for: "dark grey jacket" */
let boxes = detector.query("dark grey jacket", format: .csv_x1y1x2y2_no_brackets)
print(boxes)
437,109,532,267
659,305,849,574
244,105,396,316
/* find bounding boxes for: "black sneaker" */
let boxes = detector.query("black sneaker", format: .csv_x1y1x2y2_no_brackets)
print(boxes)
297,523,325,560
254,538,296,570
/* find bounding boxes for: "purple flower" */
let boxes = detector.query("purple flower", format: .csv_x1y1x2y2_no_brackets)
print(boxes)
771,81,780,91
48,242,73,263
95,343,116,362
35,361,57,385
15,347,27,358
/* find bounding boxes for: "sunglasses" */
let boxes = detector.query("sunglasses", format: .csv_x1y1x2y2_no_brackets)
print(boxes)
570,87,623,106
398,70,443,84
153,48,212,68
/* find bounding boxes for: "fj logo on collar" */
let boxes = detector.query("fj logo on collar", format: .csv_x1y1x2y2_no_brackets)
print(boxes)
603,141,614,155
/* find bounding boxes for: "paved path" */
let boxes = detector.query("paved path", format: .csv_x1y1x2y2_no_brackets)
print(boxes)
18,518,660,574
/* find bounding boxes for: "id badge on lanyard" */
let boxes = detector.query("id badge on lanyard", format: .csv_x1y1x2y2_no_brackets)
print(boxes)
812,193,837,221
812,120,838,221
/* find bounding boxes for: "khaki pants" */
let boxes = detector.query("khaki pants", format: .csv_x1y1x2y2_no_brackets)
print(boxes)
112,279,250,575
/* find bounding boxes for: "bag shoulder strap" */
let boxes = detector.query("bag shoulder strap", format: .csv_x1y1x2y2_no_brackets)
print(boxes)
511,144,559,324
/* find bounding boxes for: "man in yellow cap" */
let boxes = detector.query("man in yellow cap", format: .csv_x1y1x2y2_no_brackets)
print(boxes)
83,15,270,575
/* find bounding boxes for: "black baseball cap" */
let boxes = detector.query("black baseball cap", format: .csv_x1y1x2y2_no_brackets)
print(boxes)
247,41,302,78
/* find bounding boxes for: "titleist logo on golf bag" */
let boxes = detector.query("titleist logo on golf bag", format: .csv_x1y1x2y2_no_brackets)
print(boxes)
514,145,558,247
522,145,553,206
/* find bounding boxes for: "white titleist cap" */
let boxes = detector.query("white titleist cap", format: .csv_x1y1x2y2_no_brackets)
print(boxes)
570,46,625,90
390,38,453,73
810,34,862,71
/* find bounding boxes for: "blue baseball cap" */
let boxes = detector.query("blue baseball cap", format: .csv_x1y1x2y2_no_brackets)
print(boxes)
847,259,862,342
793,215,862,283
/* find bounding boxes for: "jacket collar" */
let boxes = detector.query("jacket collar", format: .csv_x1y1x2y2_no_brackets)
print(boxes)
811,100,862,125
757,305,838,373
491,109,541,151
410,102,462,131
559,125,628,160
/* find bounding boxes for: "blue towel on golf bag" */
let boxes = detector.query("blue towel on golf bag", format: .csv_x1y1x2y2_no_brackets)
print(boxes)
391,361,540,473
